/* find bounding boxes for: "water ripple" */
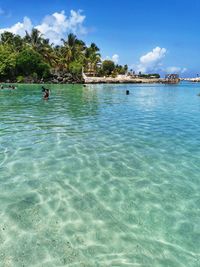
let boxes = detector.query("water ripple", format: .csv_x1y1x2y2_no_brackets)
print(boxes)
0,83,200,266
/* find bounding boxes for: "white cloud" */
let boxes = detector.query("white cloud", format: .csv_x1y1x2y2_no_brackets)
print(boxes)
0,10,87,44
165,66,187,74
136,47,167,73
0,17,33,36
36,10,87,44
134,47,187,75
112,54,119,64
104,54,120,64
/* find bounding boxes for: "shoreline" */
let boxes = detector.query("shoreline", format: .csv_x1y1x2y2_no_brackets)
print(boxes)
82,73,180,84
83,77,160,84
181,78,200,82
0,77,183,85
83,76,182,84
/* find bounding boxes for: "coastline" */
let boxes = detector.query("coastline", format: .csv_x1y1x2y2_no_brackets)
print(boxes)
83,76,182,84
181,78,200,82
83,76,160,84
0,75,182,85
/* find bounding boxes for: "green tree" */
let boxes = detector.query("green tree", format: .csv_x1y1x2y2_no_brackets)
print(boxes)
39,39,57,67
24,30,57,67
124,64,128,73
0,32,23,52
16,48,50,78
0,28,131,83
84,43,101,75
102,60,115,76
0,44,16,79
69,61,83,81
61,33,86,66
24,29,43,52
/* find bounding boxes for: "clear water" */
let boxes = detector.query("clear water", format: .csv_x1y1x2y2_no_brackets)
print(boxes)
0,83,200,267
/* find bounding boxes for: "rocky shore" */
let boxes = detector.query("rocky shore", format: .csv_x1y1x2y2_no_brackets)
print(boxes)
1,73,181,85
82,73,180,84
83,75,161,84
83,76,181,84
49,72,83,84
1,72,84,84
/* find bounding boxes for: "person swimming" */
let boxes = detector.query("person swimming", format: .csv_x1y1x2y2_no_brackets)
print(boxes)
42,87,50,100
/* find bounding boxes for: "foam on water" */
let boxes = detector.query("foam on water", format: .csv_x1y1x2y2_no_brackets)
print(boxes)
0,83,200,266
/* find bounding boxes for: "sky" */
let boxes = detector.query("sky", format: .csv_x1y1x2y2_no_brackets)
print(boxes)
0,0,200,77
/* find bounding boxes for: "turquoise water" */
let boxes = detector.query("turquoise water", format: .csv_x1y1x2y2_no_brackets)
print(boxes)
0,82,200,266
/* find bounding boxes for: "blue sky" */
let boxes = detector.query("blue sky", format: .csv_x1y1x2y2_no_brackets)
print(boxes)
0,0,199,76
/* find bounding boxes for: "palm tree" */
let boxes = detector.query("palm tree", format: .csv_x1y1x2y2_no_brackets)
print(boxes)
53,45,68,72
84,43,101,76
24,29,43,52
61,33,86,65
24,29,58,68
0,31,23,52
39,38,57,67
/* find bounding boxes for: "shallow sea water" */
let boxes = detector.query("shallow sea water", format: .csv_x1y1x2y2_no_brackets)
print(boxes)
0,82,200,266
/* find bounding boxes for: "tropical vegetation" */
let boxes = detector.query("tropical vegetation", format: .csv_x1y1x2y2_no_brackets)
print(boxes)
0,29,128,83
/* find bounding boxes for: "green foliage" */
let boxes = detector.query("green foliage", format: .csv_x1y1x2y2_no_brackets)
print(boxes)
17,75,24,83
115,64,128,75
139,73,160,78
0,30,92,82
69,61,83,75
32,72,38,80
0,29,137,82
96,68,104,77
124,64,128,72
102,60,115,76
111,73,117,78
16,48,50,78
0,44,16,79
0,32,23,52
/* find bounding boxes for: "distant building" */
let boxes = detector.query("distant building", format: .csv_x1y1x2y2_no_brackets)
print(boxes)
165,74,179,79
83,62,102,77
164,74,180,84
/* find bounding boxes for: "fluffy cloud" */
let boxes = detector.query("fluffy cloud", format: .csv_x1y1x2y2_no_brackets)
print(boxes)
36,10,87,44
105,54,120,64
0,10,87,44
0,17,33,36
135,47,187,75
112,54,119,64
165,66,187,74
137,47,167,73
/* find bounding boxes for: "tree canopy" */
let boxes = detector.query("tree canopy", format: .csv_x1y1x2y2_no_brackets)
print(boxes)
0,29,129,82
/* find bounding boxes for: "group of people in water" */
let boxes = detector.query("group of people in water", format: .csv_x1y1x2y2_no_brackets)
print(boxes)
1,85,129,99
0,84,50,100
1,85,17,90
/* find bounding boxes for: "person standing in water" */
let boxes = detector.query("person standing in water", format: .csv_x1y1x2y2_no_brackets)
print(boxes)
42,87,50,100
